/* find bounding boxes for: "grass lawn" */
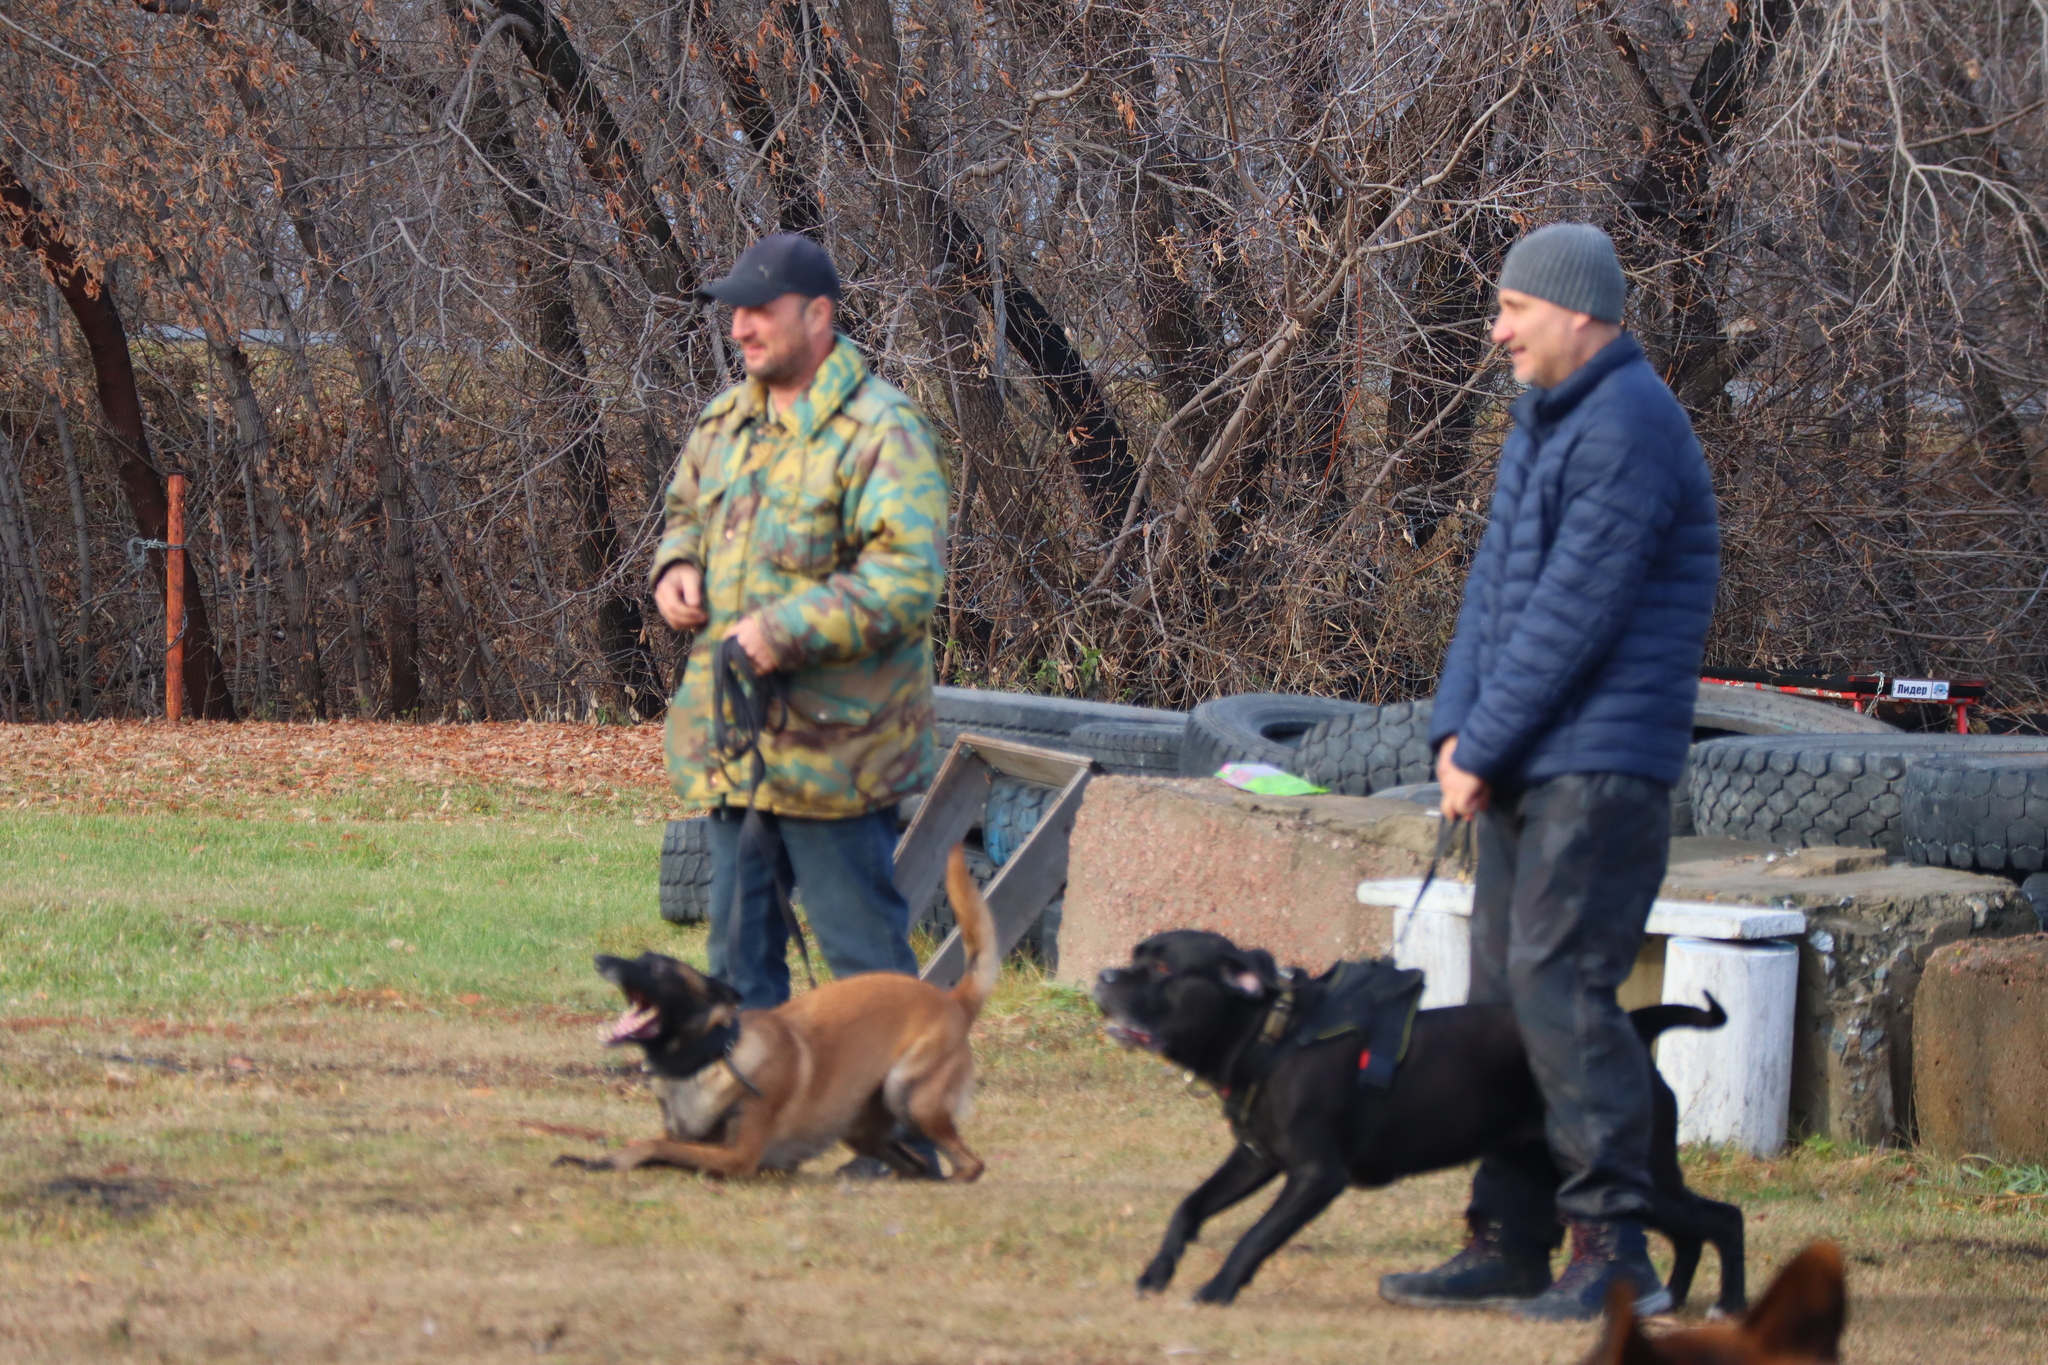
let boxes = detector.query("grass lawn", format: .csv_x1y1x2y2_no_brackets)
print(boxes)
3,723,2048,1362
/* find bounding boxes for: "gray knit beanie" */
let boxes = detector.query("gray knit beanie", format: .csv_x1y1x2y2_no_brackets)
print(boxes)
1497,223,1626,323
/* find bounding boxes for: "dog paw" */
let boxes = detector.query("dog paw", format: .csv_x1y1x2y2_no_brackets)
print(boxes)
1190,1280,1238,1306
1135,1265,1174,1296
551,1153,610,1172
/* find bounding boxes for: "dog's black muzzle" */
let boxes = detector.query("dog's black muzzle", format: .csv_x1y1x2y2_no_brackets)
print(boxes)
1093,967,1161,1051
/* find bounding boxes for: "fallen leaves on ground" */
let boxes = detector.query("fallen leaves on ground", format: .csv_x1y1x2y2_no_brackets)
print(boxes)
0,721,681,819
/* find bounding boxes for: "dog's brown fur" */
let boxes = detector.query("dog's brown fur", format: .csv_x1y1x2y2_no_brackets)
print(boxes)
1590,1242,1846,1365
595,845,996,1180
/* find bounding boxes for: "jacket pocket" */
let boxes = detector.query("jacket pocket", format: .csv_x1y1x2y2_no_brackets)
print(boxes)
761,485,841,576
786,680,877,728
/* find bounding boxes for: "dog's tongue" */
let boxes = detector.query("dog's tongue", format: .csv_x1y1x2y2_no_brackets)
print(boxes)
603,1003,660,1045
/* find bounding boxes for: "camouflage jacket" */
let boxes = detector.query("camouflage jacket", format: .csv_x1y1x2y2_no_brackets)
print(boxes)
651,337,948,818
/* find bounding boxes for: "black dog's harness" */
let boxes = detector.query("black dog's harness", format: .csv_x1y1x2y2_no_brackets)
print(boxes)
710,635,817,991
1217,959,1426,1153
656,1016,762,1097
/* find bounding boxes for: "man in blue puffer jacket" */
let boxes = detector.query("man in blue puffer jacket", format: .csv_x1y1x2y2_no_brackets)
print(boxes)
1378,224,1720,1322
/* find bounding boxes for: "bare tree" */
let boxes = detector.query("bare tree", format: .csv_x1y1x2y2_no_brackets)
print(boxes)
0,0,2039,721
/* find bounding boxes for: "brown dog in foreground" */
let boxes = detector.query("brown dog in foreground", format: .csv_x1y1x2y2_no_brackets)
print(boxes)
564,845,996,1180
1589,1241,1845,1365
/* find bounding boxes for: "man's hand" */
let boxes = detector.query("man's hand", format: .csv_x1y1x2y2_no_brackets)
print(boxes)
726,616,778,675
653,562,707,631
1436,736,1490,820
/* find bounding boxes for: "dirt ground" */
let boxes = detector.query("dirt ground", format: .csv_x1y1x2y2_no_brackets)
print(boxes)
5,994,2048,1365
4,722,2048,1362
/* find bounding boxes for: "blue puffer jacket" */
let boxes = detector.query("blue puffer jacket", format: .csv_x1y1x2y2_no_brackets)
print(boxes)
1429,334,1720,788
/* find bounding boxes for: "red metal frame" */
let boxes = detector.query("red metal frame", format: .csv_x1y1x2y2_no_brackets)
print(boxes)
1701,670,1986,735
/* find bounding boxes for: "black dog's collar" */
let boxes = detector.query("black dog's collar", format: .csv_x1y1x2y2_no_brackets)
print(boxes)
1214,960,1423,1146
1216,970,1307,1137
653,1019,761,1096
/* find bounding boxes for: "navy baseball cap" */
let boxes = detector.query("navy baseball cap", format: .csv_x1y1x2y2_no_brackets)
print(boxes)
696,233,841,307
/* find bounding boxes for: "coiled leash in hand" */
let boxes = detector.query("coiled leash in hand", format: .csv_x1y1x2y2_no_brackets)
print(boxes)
1390,810,1472,966
711,634,817,990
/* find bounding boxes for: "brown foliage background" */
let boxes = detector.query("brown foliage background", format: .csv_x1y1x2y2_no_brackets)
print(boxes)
0,0,2042,720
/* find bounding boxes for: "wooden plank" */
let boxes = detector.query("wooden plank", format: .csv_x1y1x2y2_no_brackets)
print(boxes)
893,745,991,922
921,765,1093,988
953,732,1102,788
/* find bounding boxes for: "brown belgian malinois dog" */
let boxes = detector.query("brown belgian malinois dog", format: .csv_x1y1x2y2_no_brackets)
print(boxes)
563,845,995,1180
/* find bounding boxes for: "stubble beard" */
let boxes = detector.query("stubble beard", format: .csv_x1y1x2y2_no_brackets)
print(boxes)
744,353,797,386
742,333,807,388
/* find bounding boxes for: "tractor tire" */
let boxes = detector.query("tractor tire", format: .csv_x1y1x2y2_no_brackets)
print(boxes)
983,776,1059,866
1291,700,1436,796
915,834,1061,970
1691,681,1896,738
1177,694,1374,778
1902,754,2048,873
933,686,1179,738
1689,735,2048,853
1068,719,1187,775
659,816,715,925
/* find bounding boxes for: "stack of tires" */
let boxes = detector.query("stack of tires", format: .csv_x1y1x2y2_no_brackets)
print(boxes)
1166,681,1893,836
1689,734,2048,870
663,680,2021,929
932,686,1189,775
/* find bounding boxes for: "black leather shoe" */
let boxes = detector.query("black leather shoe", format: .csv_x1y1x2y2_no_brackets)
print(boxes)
1378,1220,1554,1310
1512,1219,1672,1322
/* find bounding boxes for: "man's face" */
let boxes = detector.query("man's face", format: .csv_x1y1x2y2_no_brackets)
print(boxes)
730,292,831,386
1491,288,1591,388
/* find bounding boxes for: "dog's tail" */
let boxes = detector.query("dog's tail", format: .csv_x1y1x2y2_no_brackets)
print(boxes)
1629,992,1728,1048
947,843,998,1021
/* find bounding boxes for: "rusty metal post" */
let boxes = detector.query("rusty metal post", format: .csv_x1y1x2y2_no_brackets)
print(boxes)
165,472,185,722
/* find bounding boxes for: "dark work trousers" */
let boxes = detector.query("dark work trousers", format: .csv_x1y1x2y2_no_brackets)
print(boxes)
706,805,919,1009
1464,772,1671,1245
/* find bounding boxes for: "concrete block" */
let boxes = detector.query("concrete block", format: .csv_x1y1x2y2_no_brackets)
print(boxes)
1663,848,2037,1145
1057,777,1434,986
1913,934,2048,1162
1658,938,1798,1155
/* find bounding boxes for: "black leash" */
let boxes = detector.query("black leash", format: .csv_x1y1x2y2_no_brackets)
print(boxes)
711,634,817,991
1391,811,1471,964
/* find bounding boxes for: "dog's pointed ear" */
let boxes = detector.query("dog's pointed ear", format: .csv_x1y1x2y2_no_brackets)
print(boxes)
1587,1281,1666,1365
1742,1240,1845,1361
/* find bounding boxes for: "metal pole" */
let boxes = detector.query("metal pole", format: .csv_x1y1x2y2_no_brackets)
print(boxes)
166,472,185,722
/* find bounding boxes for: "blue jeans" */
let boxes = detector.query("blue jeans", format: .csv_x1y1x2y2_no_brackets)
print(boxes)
705,805,918,1008
1464,772,1671,1238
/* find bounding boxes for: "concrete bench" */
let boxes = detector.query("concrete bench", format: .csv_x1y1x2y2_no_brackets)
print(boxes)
1357,878,1803,1155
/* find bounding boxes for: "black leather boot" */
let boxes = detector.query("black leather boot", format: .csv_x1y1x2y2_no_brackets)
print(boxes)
1378,1219,1555,1310
1512,1219,1671,1322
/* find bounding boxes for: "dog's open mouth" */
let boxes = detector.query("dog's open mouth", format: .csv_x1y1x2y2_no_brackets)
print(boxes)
1102,1020,1157,1052
603,994,661,1045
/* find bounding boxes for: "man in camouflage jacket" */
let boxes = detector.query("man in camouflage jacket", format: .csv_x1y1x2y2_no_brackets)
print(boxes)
651,234,948,1009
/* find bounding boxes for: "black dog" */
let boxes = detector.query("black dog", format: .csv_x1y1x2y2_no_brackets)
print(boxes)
1093,930,1745,1310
